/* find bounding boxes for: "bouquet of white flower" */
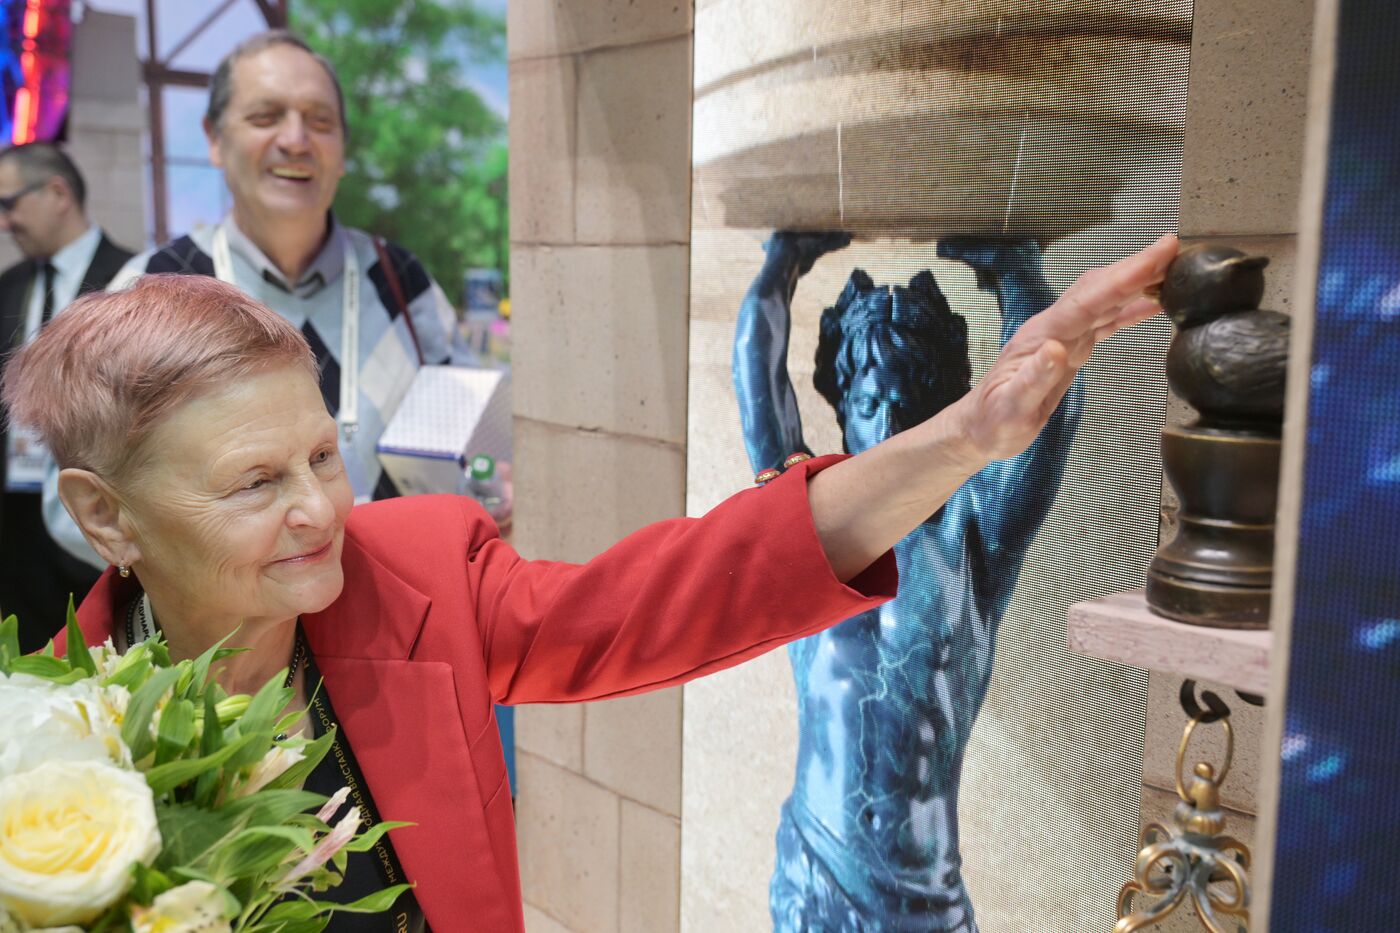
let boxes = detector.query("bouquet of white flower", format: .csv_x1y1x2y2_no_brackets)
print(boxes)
0,608,411,932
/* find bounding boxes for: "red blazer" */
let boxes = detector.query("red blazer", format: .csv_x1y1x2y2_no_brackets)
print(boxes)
64,455,897,930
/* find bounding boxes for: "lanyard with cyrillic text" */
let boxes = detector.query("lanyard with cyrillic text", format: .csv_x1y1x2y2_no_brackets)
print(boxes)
211,225,361,442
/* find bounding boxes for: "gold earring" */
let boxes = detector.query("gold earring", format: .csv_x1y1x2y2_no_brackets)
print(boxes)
117,565,130,578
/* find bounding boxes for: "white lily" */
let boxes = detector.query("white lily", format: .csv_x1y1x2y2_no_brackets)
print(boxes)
230,744,305,799
315,786,351,822
279,806,363,887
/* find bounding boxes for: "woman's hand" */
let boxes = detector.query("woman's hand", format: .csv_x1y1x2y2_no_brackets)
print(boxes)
806,234,1178,583
949,234,1177,462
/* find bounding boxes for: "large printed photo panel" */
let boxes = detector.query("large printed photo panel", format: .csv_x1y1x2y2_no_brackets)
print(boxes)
683,3,1193,930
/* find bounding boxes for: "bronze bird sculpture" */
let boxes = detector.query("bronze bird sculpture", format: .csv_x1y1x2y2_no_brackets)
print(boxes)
1160,244,1289,428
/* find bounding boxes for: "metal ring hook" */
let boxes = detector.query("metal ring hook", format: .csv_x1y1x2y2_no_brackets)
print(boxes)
1176,714,1235,800
1179,679,1231,723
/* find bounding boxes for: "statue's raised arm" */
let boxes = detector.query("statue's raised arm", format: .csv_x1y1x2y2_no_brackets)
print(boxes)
733,231,851,476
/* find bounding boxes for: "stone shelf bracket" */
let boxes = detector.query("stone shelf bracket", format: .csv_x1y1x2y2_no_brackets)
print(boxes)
1067,590,1272,697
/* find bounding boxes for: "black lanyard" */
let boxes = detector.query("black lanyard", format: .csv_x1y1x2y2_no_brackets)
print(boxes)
302,649,427,933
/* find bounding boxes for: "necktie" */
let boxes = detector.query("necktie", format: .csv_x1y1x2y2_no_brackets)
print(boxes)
38,260,55,327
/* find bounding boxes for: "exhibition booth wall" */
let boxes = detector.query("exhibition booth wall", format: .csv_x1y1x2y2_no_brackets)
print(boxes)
505,1,1321,931
0,11,145,273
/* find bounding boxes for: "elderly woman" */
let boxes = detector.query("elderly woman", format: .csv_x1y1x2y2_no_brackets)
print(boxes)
2,235,1175,931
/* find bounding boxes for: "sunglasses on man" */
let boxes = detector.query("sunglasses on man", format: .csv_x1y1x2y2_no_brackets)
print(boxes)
0,179,48,214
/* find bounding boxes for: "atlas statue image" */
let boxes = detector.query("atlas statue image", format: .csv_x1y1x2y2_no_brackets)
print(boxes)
734,233,1085,932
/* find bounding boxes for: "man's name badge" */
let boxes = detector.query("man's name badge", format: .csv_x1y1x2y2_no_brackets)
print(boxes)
5,424,48,492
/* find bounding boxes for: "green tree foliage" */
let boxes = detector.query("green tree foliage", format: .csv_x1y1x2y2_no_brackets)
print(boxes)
291,0,508,304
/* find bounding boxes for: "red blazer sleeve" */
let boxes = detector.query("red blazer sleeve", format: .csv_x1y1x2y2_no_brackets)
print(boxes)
466,454,898,705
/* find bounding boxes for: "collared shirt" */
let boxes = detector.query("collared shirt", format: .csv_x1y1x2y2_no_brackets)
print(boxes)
23,223,101,341
110,214,457,499
219,212,347,306
40,216,459,571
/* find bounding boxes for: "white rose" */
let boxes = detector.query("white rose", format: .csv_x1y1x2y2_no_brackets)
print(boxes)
0,760,161,927
130,881,230,933
0,674,132,781
0,914,83,933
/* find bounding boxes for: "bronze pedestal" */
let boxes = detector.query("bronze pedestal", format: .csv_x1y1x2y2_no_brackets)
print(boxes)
1146,425,1280,629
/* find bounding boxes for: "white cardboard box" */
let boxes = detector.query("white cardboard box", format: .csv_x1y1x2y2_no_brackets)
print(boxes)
376,365,512,496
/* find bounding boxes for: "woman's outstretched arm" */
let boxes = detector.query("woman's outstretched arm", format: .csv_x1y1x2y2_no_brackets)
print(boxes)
808,234,1178,581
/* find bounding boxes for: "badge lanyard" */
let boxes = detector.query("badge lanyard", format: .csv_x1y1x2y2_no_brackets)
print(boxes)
212,225,360,442
4,275,53,492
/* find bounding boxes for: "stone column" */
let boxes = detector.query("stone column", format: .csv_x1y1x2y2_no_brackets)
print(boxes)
507,2,694,931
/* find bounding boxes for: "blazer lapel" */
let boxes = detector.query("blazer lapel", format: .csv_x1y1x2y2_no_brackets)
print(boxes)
68,567,137,648
303,536,516,930
78,234,133,297
312,656,515,930
0,263,34,351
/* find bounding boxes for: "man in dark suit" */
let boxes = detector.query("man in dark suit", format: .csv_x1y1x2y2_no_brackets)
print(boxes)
0,143,132,651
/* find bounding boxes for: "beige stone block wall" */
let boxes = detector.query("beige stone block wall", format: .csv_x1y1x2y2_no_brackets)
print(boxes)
1178,0,1313,237
509,3,693,931
0,12,146,272
1138,0,1314,921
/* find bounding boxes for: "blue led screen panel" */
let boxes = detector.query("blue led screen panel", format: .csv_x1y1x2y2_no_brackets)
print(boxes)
1271,0,1400,927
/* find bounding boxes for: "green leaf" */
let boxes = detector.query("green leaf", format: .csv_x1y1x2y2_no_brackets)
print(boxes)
144,731,261,797
220,788,326,827
194,690,224,807
155,802,239,870
129,862,176,905
167,864,226,888
86,901,129,933
0,613,19,671
8,653,69,677
62,595,95,676
102,649,152,690
247,918,330,933
265,730,335,793
272,707,310,736
180,629,239,700
211,824,313,879
343,820,414,853
147,637,172,667
123,665,183,761
326,883,414,913
228,676,293,770
251,881,411,925
258,900,324,923
155,697,197,768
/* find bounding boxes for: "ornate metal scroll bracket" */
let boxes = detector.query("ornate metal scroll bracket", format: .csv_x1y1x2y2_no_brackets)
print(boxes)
1115,696,1253,933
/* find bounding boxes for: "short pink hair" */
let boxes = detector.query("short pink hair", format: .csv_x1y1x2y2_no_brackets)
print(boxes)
2,274,317,477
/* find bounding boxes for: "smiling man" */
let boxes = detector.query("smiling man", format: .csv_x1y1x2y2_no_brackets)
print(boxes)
103,30,455,517
0,143,132,651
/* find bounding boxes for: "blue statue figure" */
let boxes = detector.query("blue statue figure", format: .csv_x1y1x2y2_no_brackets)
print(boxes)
733,233,1084,932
